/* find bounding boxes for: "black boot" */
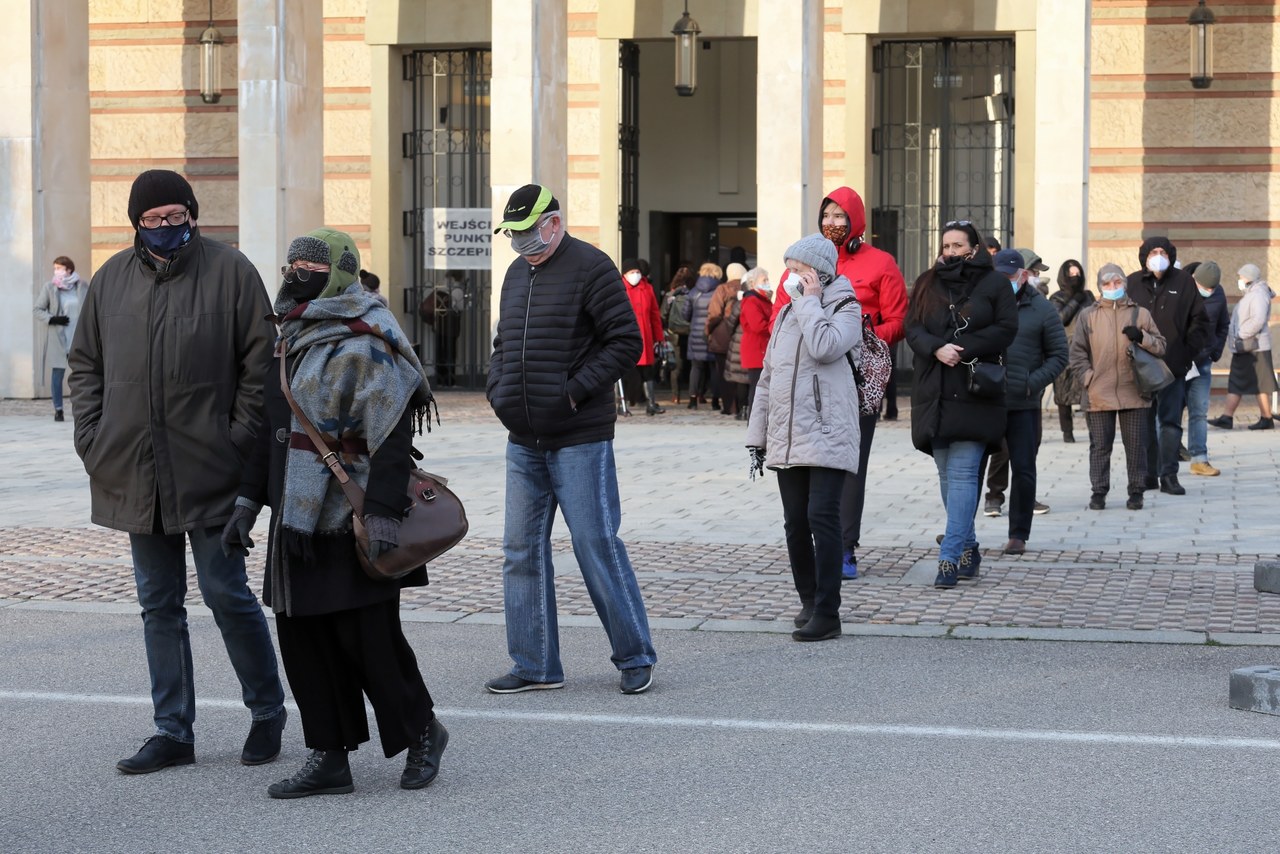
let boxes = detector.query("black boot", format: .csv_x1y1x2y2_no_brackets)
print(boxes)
934,560,958,589
791,613,841,642
1159,475,1186,495
792,602,814,628
644,381,665,416
401,717,449,790
267,750,353,799
53,409,64,422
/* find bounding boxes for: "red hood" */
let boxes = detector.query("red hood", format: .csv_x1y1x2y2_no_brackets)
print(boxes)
820,186,867,238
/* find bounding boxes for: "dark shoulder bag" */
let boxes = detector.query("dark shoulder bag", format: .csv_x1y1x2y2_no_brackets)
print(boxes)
1126,307,1175,397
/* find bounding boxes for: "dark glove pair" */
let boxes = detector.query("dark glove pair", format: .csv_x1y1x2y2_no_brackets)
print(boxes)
747,446,766,481
220,504,258,558
1122,326,1143,343
363,515,401,562
48,315,70,326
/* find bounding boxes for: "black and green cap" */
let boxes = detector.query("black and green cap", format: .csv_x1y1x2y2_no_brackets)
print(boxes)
494,184,560,233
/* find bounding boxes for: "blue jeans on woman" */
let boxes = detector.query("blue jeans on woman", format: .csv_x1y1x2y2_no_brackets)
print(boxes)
128,525,285,743
1185,357,1213,462
932,440,986,564
50,367,65,411
502,440,656,684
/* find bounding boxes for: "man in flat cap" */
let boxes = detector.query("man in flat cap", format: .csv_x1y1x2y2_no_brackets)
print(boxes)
69,170,286,774
485,183,657,696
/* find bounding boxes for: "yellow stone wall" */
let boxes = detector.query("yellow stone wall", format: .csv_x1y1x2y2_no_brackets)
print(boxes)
322,1,373,272
568,0,602,249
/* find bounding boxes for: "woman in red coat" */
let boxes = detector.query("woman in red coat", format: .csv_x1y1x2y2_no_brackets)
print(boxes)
738,267,773,419
622,259,667,416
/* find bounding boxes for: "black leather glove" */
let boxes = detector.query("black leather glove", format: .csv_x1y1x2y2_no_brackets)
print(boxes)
1122,325,1142,343
48,315,70,326
364,514,400,561
220,504,258,557
748,446,766,481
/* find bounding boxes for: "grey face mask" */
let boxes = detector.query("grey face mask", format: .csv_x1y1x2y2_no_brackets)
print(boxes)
510,218,553,257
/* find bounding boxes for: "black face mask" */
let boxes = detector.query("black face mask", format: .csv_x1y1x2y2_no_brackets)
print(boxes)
1066,275,1083,290
281,271,329,303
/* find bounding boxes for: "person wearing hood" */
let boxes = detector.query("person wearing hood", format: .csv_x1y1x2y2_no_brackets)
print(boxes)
68,169,287,775
223,228,447,799
708,261,749,415
1210,263,1277,430
746,235,862,642
683,262,723,409
770,187,908,580
1126,237,1210,495
736,267,773,420
1181,261,1230,473
661,266,696,403
1069,264,1166,511
33,255,90,422
620,258,666,416
905,221,1018,589
1048,259,1095,442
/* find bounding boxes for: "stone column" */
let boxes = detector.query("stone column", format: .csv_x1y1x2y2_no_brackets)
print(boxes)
369,44,406,321
489,0,567,325
756,0,823,274
0,1,89,398
237,0,324,288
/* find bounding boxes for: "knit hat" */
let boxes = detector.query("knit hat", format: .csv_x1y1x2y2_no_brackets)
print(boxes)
1193,261,1221,289
620,258,641,274
127,169,198,229
286,227,361,299
726,262,748,282
1096,263,1126,288
1238,263,1262,284
783,234,838,281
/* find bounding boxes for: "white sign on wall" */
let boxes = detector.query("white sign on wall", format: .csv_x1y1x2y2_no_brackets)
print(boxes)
423,207,491,269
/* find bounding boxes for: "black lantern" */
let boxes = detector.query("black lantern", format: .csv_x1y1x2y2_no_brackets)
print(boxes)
1188,0,1215,90
199,0,224,104
671,1,701,97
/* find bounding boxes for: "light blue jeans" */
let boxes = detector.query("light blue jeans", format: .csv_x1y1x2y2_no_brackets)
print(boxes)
1185,357,1213,462
51,367,65,411
502,440,656,683
933,440,986,565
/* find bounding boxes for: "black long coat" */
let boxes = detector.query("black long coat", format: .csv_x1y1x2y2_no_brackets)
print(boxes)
240,351,425,617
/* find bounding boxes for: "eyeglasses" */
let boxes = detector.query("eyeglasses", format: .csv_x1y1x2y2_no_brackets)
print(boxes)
500,215,552,239
138,210,190,229
944,220,972,228
280,265,326,282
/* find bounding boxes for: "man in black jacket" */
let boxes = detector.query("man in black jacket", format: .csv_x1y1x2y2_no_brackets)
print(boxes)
484,184,657,696
1126,236,1210,495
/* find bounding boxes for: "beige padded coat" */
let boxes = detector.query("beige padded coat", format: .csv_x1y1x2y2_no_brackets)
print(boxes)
1069,296,1167,412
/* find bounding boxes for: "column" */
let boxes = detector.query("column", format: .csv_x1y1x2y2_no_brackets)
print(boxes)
0,1,90,398
756,0,823,275
489,0,567,324
237,0,324,288
370,44,406,320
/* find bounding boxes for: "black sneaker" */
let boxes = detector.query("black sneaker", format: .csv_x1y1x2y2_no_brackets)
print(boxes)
267,750,353,799
485,673,565,694
620,666,654,695
792,603,814,628
117,735,194,774
401,717,449,790
792,614,842,642
241,708,287,766
1248,417,1274,431
934,560,958,589
1159,475,1186,495
1088,494,1106,510
1126,493,1144,511
53,409,64,422
1209,415,1234,430
957,545,982,581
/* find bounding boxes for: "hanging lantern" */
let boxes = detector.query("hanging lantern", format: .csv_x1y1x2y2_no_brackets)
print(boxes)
671,1,701,97
1188,0,1216,90
199,1,224,105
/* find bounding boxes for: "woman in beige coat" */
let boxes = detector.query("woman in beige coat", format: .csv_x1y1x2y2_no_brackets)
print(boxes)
1069,263,1166,511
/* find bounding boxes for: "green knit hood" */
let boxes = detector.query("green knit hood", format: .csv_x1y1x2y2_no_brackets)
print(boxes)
286,227,361,299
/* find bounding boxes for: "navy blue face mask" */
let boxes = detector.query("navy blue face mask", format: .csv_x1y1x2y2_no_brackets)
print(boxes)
139,224,191,259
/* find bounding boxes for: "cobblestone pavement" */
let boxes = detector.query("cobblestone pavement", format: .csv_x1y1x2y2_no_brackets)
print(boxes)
3,391,1278,638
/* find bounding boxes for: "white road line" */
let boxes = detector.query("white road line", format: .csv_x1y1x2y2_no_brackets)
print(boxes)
1,689,1275,751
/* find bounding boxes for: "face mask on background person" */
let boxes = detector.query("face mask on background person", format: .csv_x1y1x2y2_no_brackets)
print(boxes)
1146,254,1170,275
1197,286,1213,298
139,224,191,259
624,271,642,286
1239,279,1251,292
821,224,850,246
1102,284,1125,301
281,268,329,303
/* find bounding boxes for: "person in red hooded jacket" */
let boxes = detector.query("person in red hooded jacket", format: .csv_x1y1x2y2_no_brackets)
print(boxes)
770,187,908,580
621,258,666,416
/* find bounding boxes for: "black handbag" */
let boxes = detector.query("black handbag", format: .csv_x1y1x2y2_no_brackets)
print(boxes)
964,357,1006,399
1125,308,1175,398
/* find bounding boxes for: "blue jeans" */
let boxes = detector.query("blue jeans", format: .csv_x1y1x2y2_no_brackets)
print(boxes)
129,525,284,743
1185,358,1213,462
50,367,65,411
933,440,986,564
502,440,656,682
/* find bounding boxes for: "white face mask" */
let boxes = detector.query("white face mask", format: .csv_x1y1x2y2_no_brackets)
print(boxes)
735,289,744,301
624,271,642,286
785,271,805,299
1147,254,1170,274
1239,279,1251,292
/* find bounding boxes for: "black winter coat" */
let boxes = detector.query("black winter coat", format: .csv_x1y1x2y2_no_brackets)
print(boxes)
1005,285,1069,411
906,256,1019,454
240,352,424,617
1126,265,1209,378
1196,285,1230,364
488,234,641,451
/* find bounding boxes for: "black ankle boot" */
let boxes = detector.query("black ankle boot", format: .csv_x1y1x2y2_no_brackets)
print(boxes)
1159,475,1186,495
792,602,814,628
791,613,841,642
401,718,449,790
267,750,353,799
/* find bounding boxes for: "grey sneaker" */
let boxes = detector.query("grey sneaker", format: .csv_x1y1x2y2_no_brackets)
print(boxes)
983,498,1002,517
620,666,654,695
1033,502,1050,515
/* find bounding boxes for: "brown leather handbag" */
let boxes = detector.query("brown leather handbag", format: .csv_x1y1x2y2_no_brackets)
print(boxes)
277,341,468,581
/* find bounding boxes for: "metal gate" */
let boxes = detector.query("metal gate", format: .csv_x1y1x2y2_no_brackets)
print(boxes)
402,49,492,389
619,41,641,262
871,39,1015,283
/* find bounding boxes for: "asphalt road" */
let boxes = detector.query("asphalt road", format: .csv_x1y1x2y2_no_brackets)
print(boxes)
2,609,1279,853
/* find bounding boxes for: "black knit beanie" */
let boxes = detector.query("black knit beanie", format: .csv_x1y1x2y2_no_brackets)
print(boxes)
127,170,199,228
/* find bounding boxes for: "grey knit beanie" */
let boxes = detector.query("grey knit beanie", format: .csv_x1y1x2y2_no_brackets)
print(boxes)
1096,263,1126,288
1238,263,1262,284
1193,261,1221,289
783,233,838,281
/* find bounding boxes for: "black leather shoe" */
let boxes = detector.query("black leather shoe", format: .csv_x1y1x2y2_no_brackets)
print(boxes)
267,750,353,799
1126,493,1144,510
1159,475,1186,495
792,603,814,628
1248,417,1275,431
1088,494,1106,510
53,409,64,422
620,666,654,695
401,717,449,790
241,708,287,766
117,735,194,774
792,614,842,642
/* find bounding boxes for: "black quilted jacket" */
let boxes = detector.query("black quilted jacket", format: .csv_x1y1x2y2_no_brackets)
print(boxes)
487,234,641,450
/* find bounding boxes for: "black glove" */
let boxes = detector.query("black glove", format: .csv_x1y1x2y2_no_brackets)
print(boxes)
220,504,258,558
364,514,400,562
748,446,766,481
1122,325,1142,343
48,315,70,326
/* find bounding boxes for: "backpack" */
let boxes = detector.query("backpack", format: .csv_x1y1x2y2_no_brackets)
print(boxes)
834,297,893,417
664,289,691,334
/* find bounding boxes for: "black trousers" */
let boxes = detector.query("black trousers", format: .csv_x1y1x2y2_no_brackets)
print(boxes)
276,599,433,757
985,411,1043,501
1145,384,1186,479
776,466,845,618
839,412,878,553
1005,409,1041,541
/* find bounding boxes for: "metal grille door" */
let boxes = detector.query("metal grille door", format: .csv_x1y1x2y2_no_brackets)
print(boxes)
619,41,641,262
872,39,1015,282
403,49,492,389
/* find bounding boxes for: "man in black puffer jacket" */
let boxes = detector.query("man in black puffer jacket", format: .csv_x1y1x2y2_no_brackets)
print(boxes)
485,184,657,697
1126,236,1209,496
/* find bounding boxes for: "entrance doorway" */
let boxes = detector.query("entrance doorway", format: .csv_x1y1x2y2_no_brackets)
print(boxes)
647,212,757,289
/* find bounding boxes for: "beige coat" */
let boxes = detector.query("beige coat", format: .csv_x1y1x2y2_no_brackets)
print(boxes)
1069,296,1166,412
